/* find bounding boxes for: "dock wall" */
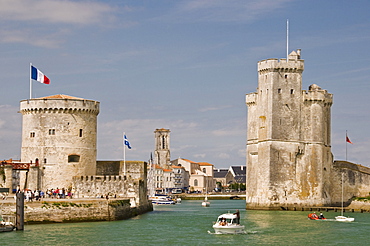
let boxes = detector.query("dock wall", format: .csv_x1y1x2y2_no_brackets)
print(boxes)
1,199,153,223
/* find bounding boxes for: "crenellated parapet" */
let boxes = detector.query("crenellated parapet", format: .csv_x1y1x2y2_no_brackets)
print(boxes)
258,50,304,74
258,59,304,74
20,95,99,115
303,84,333,106
245,92,257,106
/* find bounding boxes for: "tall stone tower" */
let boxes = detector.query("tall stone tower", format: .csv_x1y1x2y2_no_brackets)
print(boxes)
154,128,170,168
245,50,333,209
19,94,100,190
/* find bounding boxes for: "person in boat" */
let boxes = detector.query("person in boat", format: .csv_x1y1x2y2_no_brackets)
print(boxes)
319,212,325,219
233,209,240,224
220,218,227,226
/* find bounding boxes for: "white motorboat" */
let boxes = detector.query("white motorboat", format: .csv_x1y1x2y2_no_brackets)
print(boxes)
149,195,176,205
0,221,15,232
212,211,245,234
335,173,355,222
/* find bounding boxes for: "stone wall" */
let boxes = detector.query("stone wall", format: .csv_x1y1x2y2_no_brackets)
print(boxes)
331,161,370,206
1,199,153,223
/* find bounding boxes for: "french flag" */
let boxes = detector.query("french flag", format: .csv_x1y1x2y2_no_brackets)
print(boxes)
31,65,50,84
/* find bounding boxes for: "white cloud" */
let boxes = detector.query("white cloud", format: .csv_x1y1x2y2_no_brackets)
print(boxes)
159,0,294,23
0,0,115,25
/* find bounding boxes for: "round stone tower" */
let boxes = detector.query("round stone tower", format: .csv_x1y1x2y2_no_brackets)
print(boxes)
19,94,100,190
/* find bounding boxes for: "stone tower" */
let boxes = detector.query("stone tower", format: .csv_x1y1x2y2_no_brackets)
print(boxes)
154,128,170,168
245,50,333,209
19,94,100,190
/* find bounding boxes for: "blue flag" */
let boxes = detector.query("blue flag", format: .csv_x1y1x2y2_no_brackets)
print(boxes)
124,134,132,149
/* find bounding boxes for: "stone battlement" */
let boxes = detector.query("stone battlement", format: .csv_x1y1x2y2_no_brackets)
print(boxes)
20,97,99,115
258,58,304,73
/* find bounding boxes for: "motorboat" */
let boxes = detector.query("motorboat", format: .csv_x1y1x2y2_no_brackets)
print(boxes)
0,221,15,232
0,215,16,232
149,194,176,205
212,211,245,234
308,213,326,220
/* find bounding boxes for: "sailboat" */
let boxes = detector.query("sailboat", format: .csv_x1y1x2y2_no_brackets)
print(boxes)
202,177,210,207
335,173,355,222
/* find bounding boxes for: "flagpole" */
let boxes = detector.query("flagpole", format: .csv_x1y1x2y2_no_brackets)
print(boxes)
345,130,348,161
30,63,32,99
123,132,126,177
286,19,289,61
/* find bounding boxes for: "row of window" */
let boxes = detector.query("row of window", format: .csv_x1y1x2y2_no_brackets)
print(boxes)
261,89,295,94
30,129,83,138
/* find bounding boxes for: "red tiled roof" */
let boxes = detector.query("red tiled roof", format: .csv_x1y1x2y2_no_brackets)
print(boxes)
198,162,214,166
37,94,83,100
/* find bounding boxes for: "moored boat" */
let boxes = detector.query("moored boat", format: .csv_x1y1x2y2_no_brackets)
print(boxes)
149,194,176,205
0,221,15,232
212,210,245,234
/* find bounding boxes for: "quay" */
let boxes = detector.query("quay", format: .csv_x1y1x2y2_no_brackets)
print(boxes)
0,197,153,224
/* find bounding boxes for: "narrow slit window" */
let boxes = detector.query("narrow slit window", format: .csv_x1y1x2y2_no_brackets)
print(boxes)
79,129,83,137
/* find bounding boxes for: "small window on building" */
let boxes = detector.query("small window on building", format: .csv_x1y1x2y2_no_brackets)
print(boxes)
278,88,282,93
30,132,35,138
68,155,80,163
44,158,47,164
49,129,55,135
285,74,288,79
203,168,206,173
291,89,294,94
194,179,198,186
79,129,83,137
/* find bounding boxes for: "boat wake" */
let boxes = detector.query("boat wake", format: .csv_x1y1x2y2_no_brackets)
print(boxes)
207,230,251,235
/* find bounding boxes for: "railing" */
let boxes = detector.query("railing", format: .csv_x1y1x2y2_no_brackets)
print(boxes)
0,162,37,170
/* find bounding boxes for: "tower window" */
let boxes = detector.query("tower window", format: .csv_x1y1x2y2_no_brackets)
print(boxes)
291,89,294,94
162,136,166,149
30,132,35,138
79,129,83,137
68,155,80,162
49,129,55,135
278,88,282,94
285,74,288,79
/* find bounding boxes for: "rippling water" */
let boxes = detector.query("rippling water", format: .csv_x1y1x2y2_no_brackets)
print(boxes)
2,200,370,245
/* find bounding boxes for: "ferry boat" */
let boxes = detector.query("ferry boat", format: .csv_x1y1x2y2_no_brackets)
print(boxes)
212,210,245,234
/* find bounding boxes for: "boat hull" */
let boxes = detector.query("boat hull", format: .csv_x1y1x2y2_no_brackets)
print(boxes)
212,224,245,234
201,201,210,207
335,216,355,222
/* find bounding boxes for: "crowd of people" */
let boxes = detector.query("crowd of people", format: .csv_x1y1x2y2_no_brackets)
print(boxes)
16,187,74,202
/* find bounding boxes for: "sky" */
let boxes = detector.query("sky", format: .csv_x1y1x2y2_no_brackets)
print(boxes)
1,0,370,169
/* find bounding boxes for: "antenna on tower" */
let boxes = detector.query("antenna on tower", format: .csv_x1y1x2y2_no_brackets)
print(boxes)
286,19,289,61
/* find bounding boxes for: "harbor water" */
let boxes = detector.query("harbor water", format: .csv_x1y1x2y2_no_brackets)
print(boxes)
2,199,370,245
